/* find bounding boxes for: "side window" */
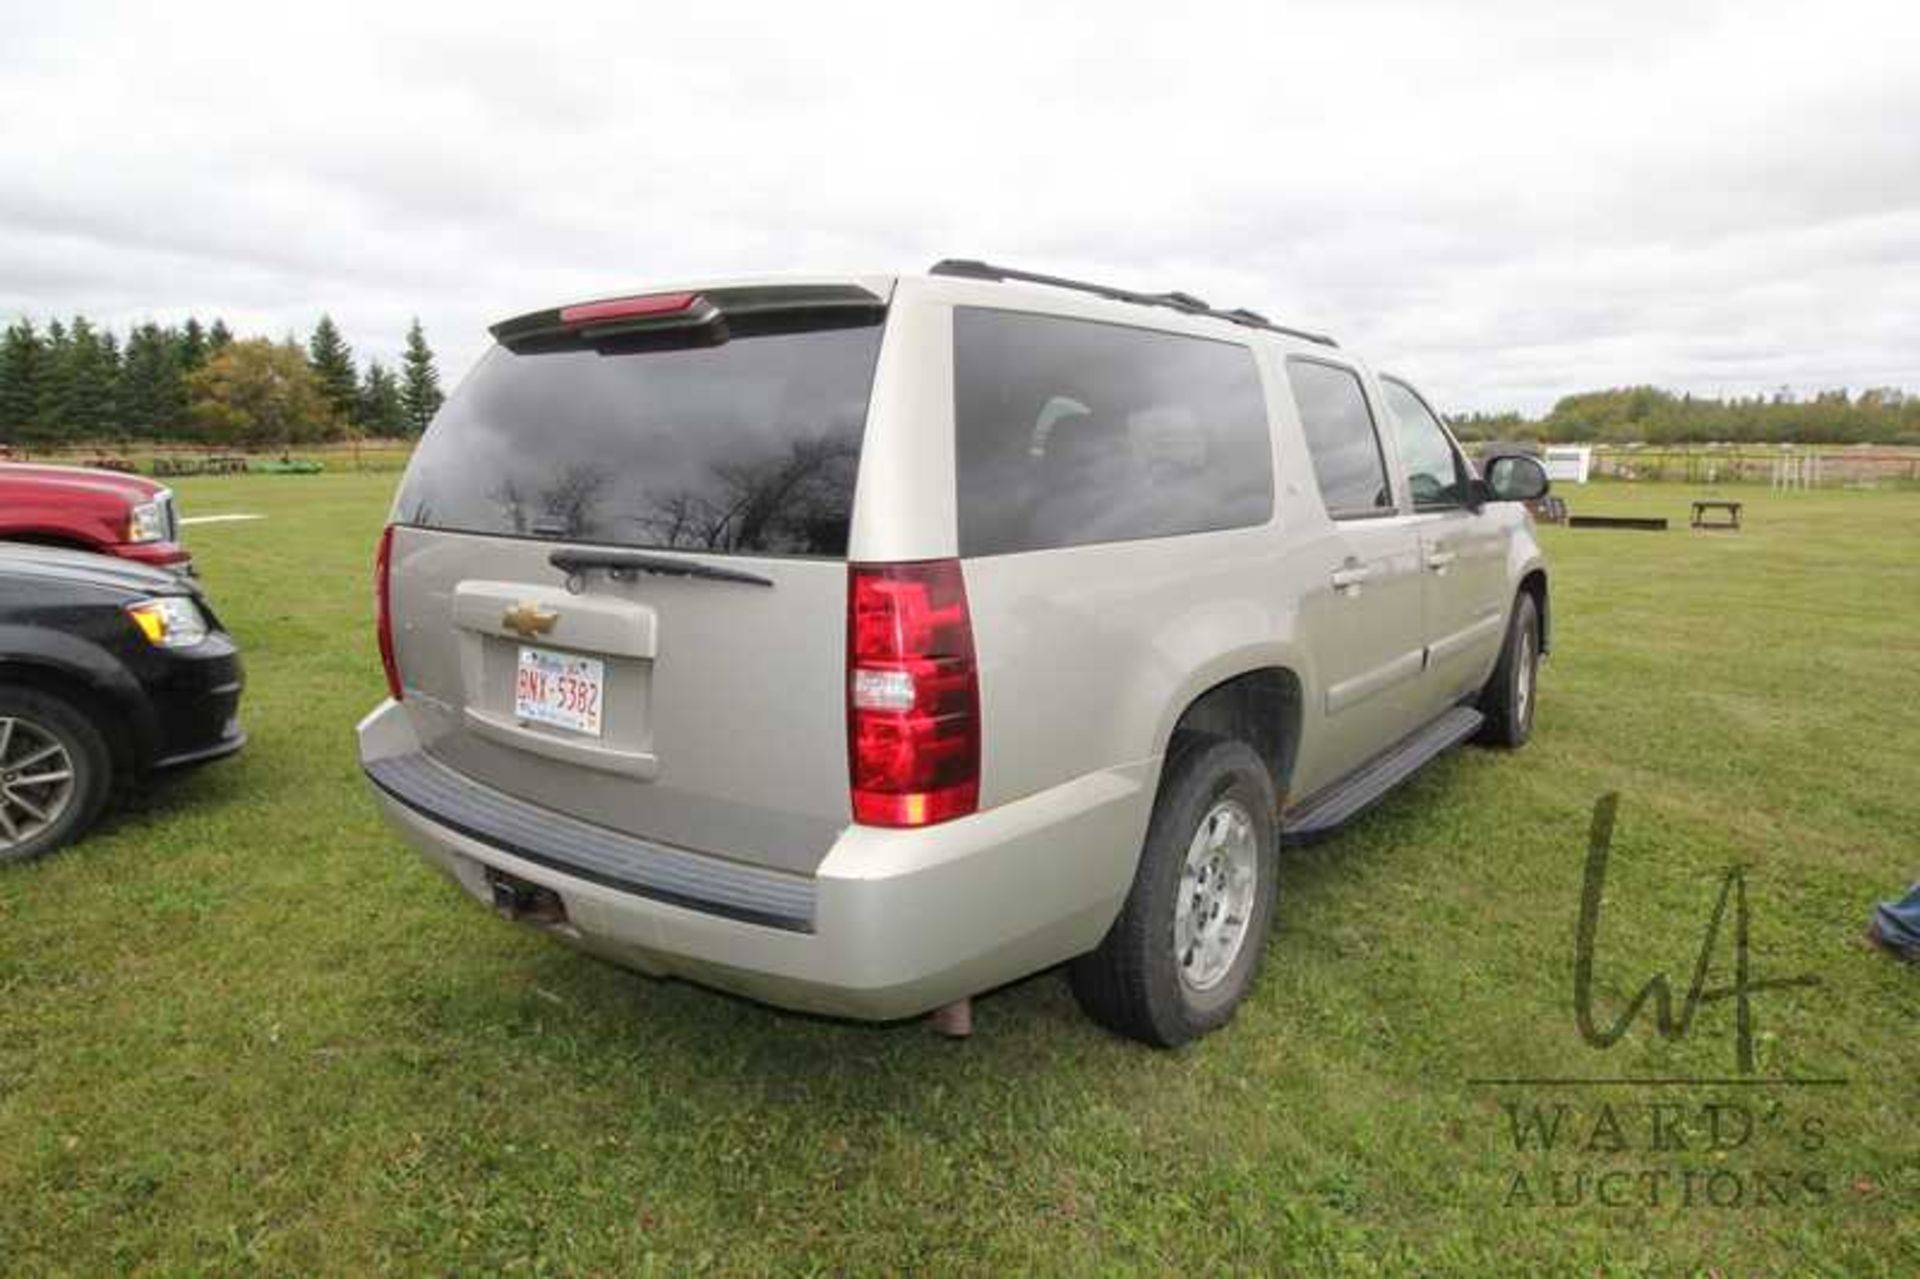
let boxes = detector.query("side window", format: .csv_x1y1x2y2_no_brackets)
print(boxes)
953,308,1274,557
1381,378,1471,509
1284,358,1394,518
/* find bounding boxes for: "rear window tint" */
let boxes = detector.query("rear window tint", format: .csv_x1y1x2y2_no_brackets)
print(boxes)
1285,358,1394,518
393,321,885,557
954,308,1273,557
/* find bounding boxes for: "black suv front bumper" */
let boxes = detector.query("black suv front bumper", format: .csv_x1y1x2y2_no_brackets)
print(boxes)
135,633,246,770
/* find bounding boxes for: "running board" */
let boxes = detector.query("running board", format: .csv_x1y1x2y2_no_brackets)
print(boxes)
1281,706,1485,841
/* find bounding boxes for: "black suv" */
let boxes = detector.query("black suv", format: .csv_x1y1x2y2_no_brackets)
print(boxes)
0,543,245,862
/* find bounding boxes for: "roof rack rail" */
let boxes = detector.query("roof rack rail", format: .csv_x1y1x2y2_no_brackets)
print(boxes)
928,259,1337,347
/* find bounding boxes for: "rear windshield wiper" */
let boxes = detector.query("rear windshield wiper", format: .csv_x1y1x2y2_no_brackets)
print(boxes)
549,547,774,589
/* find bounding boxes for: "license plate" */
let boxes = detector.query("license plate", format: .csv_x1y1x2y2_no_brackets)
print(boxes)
513,646,604,737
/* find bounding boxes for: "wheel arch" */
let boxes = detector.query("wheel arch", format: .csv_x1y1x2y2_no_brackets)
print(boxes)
1517,567,1550,653
0,637,156,775
1159,665,1305,815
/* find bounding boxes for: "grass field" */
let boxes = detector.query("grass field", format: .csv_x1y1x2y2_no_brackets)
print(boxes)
2,475,1916,1276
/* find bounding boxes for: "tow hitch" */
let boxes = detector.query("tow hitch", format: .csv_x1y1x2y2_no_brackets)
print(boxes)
486,868,568,926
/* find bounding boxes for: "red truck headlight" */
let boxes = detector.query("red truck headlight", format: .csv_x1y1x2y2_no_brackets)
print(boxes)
127,499,168,544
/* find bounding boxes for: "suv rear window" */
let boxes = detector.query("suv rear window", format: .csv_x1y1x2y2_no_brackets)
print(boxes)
1285,358,1394,518
393,321,885,557
953,308,1273,557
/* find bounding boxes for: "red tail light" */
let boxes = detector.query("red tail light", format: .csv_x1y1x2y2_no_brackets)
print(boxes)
375,525,402,701
847,560,980,827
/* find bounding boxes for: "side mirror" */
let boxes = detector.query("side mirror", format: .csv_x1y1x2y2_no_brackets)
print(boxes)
1481,453,1550,503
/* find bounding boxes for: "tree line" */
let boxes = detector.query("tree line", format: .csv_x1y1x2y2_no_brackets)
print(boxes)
1450,385,1920,447
0,312,446,450
9,313,1917,452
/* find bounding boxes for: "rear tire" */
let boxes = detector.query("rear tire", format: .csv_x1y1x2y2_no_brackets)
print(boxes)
0,688,113,865
1068,738,1279,1047
1476,593,1540,748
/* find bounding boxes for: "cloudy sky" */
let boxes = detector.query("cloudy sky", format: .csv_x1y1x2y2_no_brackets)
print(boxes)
2,0,1915,414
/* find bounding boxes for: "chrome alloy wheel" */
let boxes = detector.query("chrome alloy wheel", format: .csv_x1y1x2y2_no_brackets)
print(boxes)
0,716,77,853
1174,797,1260,993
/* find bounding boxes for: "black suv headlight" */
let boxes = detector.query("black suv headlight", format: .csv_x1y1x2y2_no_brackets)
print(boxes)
126,596,210,648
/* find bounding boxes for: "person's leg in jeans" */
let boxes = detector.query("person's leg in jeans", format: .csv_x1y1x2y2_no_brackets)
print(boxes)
1869,882,1920,960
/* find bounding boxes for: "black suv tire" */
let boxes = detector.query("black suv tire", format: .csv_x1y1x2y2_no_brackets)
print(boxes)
1068,737,1280,1047
0,687,113,864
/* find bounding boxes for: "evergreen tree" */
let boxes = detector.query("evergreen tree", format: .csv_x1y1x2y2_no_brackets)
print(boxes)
207,318,234,352
178,317,208,372
306,314,359,424
0,319,46,445
118,322,184,438
54,318,121,439
356,359,408,437
35,326,69,440
399,318,443,435
33,319,67,441
99,330,124,438
162,324,191,427
41,319,69,362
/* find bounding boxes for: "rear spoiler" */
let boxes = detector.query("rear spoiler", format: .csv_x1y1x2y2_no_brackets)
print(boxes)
490,282,887,350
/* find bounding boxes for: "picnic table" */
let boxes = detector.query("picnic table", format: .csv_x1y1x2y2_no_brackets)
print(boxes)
150,453,253,477
1691,499,1743,530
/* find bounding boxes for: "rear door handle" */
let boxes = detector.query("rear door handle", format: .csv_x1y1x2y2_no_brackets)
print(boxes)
1330,565,1372,592
1425,549,1457,573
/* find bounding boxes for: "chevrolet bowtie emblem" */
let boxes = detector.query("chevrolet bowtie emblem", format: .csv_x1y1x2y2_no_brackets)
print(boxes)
502,602,559,639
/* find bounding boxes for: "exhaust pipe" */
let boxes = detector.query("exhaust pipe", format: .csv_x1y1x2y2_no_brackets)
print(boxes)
927,997,973,1038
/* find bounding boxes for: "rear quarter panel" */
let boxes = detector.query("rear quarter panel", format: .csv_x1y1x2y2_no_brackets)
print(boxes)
963,529,1322,809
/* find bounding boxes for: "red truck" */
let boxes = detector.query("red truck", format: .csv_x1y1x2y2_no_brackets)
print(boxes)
0,463,192,572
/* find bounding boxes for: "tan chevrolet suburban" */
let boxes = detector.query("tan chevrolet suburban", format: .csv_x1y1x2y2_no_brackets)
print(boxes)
358,261,1551,1047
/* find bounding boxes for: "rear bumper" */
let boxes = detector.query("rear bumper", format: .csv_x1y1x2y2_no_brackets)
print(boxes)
357,699,1151,1020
